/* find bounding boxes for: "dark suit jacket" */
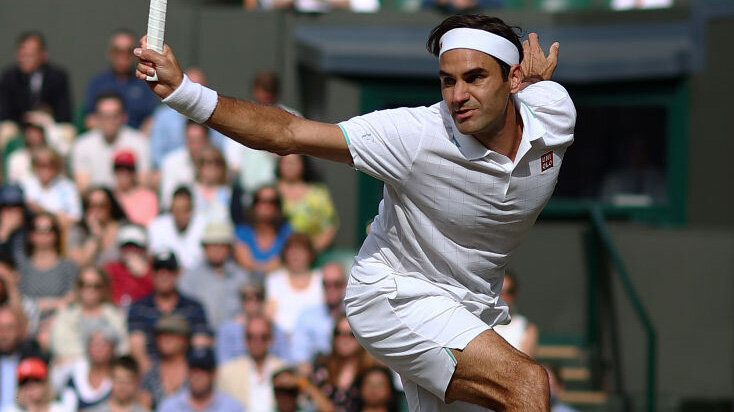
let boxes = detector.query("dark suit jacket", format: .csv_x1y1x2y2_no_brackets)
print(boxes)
0,62,72,124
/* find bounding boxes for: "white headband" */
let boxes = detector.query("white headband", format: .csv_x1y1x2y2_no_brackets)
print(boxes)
438,28,520,66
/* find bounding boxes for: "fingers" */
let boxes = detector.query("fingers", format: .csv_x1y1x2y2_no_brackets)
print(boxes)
548,41,560,65
134,47,166,65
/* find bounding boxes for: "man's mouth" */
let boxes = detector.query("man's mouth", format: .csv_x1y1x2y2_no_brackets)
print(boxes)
454,108,475,121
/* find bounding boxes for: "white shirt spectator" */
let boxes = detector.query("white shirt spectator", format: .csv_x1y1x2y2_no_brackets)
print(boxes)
224,141,277,194
147,213,205,271
266,269,324,337
21,175,81,221
159,148,195,209
6,149,31,184
71,126,151,188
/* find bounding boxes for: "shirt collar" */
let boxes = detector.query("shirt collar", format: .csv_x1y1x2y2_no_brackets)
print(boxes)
440,97,546,161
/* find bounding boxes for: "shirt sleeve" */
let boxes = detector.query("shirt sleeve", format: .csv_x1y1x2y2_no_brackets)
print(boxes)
516,81,576,146
338,107,425,186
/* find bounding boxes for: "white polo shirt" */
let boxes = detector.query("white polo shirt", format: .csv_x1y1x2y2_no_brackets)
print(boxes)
339,80,575,327
71,126,151,188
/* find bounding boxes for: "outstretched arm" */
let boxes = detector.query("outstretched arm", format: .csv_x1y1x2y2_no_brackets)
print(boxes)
134,40,350,163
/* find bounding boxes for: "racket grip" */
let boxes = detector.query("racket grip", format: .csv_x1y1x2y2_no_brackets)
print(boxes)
146,0,167,81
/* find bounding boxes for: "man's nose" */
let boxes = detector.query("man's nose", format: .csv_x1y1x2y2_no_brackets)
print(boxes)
452,82,469,105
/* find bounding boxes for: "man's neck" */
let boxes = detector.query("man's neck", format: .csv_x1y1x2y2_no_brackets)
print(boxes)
103,131,119,145
189,390,214,410
155,291,179,311
252,354,267,372
472,98,523,162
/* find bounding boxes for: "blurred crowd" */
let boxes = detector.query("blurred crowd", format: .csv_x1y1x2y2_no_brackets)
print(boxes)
0,29,407,412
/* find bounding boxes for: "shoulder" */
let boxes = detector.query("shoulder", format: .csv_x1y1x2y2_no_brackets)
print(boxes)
215,391,244,410
120,126,147,142
74,130,100,147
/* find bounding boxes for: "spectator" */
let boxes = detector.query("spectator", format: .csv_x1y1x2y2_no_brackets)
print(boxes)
271,368,333,412
233,186,292,273
83,29,157,130
544,362,579,412
7,109,74,157
72,93,151,193
311,316,375,412
112,151,158,226
68,187,127,267
159,347,243,412
150,68,225,169
277,154,338,252
0,307,43,409
85,355,150,412
5,119,47,184
191,146,231,221
147,187,205,271
179,221,249,330
216,281,290,364
103,224,153,307
21,146,81,228
0,31,71,129
2,357,65,412
494,270,539,357
291,262,346,374
217,315,285,411
421,0,502,12
0,252,39,336
127,251,210,372
354,366,400,412
266,234,324,339
50,267,128,365
0,185,29,261
139,315,190,409
58,327,118,411
18,212,77,314
159,122,210,209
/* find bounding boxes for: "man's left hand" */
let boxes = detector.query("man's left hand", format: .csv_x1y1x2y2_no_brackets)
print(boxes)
520,33,559,88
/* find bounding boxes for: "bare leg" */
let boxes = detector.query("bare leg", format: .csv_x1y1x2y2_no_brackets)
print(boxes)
445,329,550,411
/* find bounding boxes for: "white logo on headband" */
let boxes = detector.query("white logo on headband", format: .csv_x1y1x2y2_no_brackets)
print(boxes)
438,28,520,66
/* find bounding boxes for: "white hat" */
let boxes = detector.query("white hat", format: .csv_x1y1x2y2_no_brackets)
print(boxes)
117,224,148,247
201,220,233,245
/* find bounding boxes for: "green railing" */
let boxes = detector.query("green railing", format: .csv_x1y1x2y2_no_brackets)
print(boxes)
588,204,657,412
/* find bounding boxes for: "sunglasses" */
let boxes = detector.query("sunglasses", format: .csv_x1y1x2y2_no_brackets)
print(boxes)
323,280,346,289
334,329,354,338
79,281,104,289
274,387,299,396
255,197,279,205
241,292,264,301
245,332,271,341
32,225,54,233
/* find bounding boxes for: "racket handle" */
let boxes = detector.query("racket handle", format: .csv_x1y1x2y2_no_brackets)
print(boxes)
146,0,167,81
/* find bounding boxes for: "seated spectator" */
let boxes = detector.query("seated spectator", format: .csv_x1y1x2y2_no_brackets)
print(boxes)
140,315,190,409
72,93,151,193
271,367,333,412
354,366,400,412
266,234,324,339
0,31,71,137
4,119,46,184
58,327,118,411
148,187,205,271
50,267,128,365
159,121,210,210
21,146,81,228
179,221,249,330
113,151,158,226
421,0,502,12
494,270,539,357
103,224,154,307
2,357,65,412
544,362,579,412
0,185,29,261
277,154,338,253
190,146,231,222
85,355,150,412
158,347,243,412
291,261,346,374
68,187,128,267
150,68,225,170
0,252,39,335
217,315,285,411
216,281,290,364
311,315,375,412
234,185,292,273
127,251,210,372
18,212,78,314
0,307,44,409
83,29,157,131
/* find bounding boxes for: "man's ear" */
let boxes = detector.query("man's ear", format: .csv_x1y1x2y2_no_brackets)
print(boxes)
509,64,524,94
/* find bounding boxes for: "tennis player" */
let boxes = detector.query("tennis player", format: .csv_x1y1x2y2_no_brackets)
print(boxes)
135,14,575,411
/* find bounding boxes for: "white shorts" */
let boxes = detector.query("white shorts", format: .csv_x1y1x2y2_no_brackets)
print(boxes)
345,261,491,412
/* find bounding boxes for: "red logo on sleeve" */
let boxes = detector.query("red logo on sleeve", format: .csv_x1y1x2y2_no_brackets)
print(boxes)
541,151,554,171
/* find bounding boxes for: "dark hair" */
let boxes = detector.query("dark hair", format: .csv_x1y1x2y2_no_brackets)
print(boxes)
0,251,16,270
281,233,315,263
16,31,46,50
504,269,517,294
252,71,279,97
93,92,126,113
275,154,321,183
245,185,286,229
172,186,193,202
355,366,400,412
26,212,62,256
427,15,523,82
82,187,128,224
112,355,140,376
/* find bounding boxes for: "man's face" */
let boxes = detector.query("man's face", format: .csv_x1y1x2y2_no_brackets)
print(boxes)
32,152,58,185
16,37,46,74
171,195,193,229
245,318,272,361
321,263,346,307
108,33,136,75
95,98,126,140
111,367,139,402
188,368,214,398
439,49,514,140
155,333,188,357
152,268,178,294
0,309,20,353
185,125,209,158
203,243,230,267
500,275,516,307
